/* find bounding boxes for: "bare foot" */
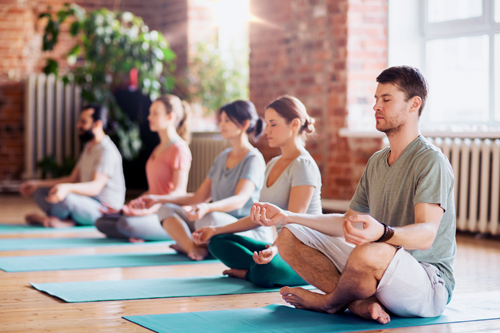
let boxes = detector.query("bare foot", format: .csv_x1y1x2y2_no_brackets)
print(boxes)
129,237,145,243
187,245,209,261
223,268,248,280
44,217,75,228
169,243,186,254
280,286,334,313
348,297,391,325
25,213,46,226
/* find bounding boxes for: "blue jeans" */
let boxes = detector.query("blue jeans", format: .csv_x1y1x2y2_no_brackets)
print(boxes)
33,187,103,225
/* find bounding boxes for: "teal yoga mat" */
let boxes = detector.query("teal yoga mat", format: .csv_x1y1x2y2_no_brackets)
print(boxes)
123,291,500,333
0,223,96,234
0,237,172,251
30,275,312,302
0,252,218,272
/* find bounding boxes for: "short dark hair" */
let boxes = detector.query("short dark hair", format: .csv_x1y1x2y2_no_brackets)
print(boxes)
220,100,265,141
376,66,428,116
82,103,114,133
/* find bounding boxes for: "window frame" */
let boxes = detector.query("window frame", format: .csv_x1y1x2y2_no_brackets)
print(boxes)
422,0,500,130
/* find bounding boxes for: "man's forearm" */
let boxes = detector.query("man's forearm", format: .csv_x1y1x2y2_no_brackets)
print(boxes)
284,212,346,237
67,181,105,197
387,223,438,250
36,176,73,188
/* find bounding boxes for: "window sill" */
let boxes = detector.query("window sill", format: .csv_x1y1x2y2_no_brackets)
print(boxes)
339,128,500,139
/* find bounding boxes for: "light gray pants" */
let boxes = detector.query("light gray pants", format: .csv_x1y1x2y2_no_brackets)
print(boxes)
95,214,171,241
157,203,274,243
33,187,102,225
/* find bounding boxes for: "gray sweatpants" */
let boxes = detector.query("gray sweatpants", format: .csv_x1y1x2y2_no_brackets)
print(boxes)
157,203,274,243
33,187,102,225
95,213,170,241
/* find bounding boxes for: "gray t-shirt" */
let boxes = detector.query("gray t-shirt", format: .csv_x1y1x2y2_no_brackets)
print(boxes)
207,147,266,219
349,135,456,302
75,135,126,209
260,149,322,234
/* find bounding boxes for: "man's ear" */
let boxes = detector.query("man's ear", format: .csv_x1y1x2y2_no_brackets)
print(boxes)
409,96,422,113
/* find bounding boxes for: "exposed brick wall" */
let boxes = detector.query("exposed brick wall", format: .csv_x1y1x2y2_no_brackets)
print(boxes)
0,0,215,180
249,0,387,200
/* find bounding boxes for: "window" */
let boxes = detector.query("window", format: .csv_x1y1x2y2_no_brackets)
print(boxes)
389,0,500,132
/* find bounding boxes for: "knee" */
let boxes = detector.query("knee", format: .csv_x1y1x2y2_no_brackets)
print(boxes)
207,234,227,256
276,228,300,263
348,243,395,271
157,203,181,222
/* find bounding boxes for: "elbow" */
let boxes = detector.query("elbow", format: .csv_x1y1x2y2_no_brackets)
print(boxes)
419,232,438,251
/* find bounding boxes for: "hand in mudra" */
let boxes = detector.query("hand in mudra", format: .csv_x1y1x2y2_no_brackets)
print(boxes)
251,202,288,226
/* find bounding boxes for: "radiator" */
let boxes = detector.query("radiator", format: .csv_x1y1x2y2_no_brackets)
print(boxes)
428,137,500,235
23,74,81,179
186,132,231,192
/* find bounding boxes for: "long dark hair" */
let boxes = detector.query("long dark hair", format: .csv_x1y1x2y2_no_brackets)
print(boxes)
220,100,265,141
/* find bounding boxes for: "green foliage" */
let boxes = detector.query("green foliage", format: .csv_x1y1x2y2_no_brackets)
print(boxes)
37,156,77,179
39,4,177,160
189,42,249,114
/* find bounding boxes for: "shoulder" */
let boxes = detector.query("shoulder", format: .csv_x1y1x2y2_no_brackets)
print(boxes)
98,136,121,156
290,151,320,175
244,148,266,165
169,140,192,156
213,147,232,164
413,138,453,175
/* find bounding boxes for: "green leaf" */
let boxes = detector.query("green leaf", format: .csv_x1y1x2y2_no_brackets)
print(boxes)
43,59,58,75
69,21,80,36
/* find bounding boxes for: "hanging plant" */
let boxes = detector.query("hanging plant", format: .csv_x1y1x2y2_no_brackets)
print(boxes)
39,3,176,160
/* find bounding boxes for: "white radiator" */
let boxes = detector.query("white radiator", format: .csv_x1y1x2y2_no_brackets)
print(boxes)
428,137,500,235
186,132,231,192
23,74,81,178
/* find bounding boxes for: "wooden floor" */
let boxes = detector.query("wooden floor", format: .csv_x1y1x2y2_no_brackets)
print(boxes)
1,194,500,332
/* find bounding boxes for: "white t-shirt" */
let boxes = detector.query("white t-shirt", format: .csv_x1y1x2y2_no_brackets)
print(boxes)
75,135,126,209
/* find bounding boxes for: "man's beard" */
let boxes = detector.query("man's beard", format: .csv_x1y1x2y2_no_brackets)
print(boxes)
79,128,95,142
376,110,407,136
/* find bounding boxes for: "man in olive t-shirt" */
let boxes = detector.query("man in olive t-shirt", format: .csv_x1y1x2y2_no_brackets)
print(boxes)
251,66,456,324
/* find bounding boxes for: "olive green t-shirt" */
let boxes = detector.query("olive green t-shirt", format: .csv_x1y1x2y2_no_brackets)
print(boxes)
349,135,456,302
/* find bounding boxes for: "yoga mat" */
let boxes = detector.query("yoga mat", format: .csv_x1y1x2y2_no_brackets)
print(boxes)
30,275,313,302
0,237,172,251
0,252,218,272
0,223,96,234
123,291,500,333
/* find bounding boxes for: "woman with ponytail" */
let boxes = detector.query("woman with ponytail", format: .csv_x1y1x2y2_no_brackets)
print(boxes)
95,95,192,241
141,100,267,260
192,95,322,288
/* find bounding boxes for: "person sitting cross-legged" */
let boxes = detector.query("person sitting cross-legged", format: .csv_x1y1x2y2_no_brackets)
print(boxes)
253,66,456,324
20,103,126,228
192,95,322,288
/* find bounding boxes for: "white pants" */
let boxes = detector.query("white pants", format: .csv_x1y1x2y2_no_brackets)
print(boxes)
285,224,449,317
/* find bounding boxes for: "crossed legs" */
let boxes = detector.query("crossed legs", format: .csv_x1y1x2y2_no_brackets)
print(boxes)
277,228,396,324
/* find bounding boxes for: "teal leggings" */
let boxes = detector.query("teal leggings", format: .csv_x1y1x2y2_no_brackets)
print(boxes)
208,233,307,288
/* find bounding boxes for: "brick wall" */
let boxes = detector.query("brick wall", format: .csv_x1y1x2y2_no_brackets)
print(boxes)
0,0,217,180
249,0,387,200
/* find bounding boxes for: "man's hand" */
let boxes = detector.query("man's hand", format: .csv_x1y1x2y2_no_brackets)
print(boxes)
183,203,209,221
251,202,288,226
20,180,39,197
192,226,217,245
46,184,71,204
343,215,385,246
252,244,278,265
